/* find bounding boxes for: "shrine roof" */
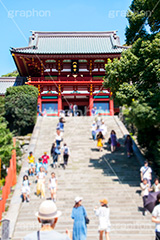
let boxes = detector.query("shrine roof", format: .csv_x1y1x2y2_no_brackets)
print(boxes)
11,31,124,55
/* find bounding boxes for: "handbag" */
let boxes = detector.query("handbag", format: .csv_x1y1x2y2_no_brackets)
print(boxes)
85,216,90,224
117,142,121,147
82,206,90,224
37,231,40,240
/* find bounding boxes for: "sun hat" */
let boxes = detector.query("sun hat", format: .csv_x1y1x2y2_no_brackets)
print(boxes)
75,196,83,203
35,200,62,220
100,199,108,205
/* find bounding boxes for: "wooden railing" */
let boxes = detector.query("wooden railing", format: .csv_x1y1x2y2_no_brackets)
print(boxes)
0,138,16,220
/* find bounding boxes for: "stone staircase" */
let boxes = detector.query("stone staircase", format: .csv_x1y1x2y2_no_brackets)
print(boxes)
12,116,155,240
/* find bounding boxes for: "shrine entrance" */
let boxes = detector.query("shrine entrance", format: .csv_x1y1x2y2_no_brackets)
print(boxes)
62,96,89,116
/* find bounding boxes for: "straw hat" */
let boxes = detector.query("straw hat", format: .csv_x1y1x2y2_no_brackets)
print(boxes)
75,196,83,203
100,199,108,205
35,200,62,220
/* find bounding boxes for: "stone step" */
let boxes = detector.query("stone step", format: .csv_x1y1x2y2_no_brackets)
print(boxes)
11,116,154,239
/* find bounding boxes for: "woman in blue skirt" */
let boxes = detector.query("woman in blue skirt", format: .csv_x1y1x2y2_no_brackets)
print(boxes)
71,197,87,240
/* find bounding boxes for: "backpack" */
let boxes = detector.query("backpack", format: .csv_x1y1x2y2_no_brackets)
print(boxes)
64,146,68,155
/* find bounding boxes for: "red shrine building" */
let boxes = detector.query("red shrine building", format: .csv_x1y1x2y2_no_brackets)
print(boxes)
11,31,123,116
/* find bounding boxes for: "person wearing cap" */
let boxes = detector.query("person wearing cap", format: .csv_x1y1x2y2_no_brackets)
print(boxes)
23,200,71,240
71,197,87,240
140,161,152,186
152,193,160,240
27,152,35,176
94,199,111,240
41,152,50,173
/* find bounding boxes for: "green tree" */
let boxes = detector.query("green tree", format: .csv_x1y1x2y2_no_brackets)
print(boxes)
5,85,38,135
0,96,5,116
0,97,14,177
125,0,160,44
1,70,19,77
104,33,160,172
0,117,13,166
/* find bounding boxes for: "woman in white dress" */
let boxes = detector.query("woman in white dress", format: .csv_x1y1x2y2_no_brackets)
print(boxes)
48,172,57,201
94,199,111,240
22,175,30,202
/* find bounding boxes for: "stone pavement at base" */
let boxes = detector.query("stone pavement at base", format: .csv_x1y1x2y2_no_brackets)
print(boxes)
11,116,154,240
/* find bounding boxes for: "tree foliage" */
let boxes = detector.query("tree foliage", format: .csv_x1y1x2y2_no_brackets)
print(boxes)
0,97,13,177
1,70,19,77
125,0,160,44
104,30,160,172
5,85,38,135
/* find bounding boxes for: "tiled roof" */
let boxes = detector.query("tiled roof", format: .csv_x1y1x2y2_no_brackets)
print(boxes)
11,31,123,54
0,77,25,95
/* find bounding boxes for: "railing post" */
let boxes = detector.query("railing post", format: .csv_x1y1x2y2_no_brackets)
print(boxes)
0,137,17,218
2,186,6,212
0,200,2,220
12,138,17,186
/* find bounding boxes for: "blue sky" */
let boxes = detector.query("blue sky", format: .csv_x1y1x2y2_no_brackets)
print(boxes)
0,0,131,76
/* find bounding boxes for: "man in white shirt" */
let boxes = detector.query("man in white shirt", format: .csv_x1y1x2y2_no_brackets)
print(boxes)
140,161,152,185
100,120,107,137
152,193,160,240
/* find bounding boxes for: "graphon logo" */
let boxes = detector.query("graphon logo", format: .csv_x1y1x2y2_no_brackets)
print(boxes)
8,9,51,18
108,10,152,18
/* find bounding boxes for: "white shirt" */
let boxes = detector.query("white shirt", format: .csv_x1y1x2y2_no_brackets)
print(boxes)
152,204,160,232
94,206,111,230
152,184,160,192
101,124,107,136
23,180,29,187
55,133,63,141
37,172,45,179
140,166,152,180
91,124,97,132
50,177,57,188
63,146,70,155
140,182,149,197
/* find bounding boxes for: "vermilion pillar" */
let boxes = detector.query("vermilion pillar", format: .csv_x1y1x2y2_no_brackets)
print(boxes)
37,85,42,113
89,84,93,116
110,98,114,116
38,95,42,112
58,84,62,116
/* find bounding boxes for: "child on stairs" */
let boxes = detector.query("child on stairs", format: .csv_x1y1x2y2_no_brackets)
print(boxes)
48,172,57,202
36,166,46,199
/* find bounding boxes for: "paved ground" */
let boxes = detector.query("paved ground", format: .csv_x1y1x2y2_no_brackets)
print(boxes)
11,116,154,240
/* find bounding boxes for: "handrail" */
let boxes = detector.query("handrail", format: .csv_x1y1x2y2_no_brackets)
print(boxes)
0,138,16,220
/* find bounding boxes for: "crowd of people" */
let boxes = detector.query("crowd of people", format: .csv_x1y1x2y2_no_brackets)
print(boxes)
90,116,160,239
24,196,111,240
22,117,70,203
139,160,160,239
22,115,160,240
91,114,132,156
